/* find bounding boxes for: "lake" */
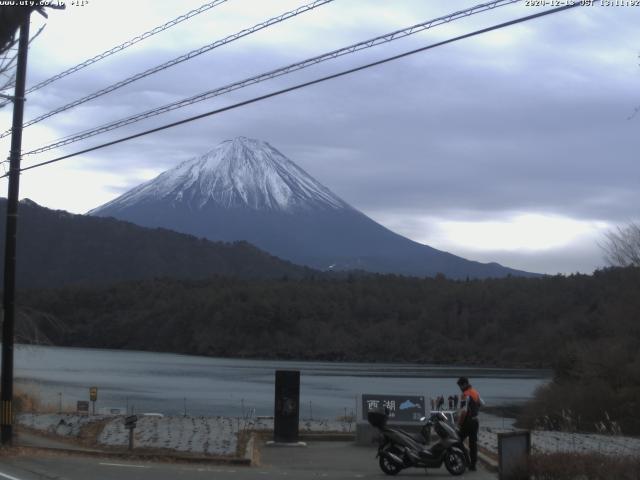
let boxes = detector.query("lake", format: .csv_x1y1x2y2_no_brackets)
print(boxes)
14,345,550,418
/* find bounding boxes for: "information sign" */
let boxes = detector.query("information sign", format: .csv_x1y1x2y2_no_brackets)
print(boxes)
362,394,425,422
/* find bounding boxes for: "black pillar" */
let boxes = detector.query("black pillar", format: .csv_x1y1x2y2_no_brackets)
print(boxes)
274,370,300,443
1,13,30,446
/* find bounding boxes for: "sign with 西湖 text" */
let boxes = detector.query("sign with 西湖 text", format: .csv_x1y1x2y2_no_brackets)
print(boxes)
362,394,425,423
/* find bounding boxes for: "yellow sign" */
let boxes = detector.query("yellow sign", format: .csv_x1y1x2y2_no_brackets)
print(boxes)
1,400,11,425
89,386,98,402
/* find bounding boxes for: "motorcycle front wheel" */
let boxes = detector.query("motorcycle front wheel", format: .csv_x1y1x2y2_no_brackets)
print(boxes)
379,455,403,475
444,449,467,476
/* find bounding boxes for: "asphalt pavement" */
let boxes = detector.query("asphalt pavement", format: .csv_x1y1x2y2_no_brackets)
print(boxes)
0,439,497,480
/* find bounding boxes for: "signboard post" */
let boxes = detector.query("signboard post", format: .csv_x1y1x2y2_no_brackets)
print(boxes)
89,387,97,415
125,415,138,450
356,393,426,446
76,401,89,415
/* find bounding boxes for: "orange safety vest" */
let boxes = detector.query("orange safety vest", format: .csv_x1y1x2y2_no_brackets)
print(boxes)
460,387,481,422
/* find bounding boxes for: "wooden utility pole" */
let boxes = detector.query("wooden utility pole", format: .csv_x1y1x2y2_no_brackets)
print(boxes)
1,12,30,446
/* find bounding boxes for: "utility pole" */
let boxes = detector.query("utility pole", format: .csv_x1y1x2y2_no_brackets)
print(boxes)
1,13,31,446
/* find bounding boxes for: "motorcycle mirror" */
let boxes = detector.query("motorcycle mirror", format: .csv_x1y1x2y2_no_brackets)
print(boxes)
420,416,427,422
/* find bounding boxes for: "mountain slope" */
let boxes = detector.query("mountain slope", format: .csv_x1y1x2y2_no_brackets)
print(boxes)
90,137,536,279
0,198,312,289
94,137,348,213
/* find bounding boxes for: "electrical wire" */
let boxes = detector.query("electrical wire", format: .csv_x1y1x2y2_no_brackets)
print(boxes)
0,0,228,108
0,0,334,139
3,2,580,179
24,0,522,156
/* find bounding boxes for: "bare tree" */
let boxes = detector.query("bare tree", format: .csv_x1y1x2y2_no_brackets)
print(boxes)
0,3,63,105
0,306,65,345
602,222,640,267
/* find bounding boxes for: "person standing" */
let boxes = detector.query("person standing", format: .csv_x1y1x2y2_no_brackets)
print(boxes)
456,377,482,471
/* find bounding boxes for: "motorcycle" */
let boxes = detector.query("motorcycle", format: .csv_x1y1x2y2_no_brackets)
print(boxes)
367,409,469,476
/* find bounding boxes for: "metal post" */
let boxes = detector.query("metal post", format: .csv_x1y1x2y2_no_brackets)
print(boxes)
1,14,31,446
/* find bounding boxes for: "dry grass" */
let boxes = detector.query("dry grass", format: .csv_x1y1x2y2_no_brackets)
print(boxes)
14,387,41,414
14,385,74,414
527,452,640,480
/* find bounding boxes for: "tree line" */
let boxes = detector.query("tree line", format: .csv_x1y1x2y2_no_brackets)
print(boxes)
14,266,639,367
14,266,640,433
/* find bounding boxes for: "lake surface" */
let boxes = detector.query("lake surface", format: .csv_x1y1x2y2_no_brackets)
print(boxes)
14,345,550,418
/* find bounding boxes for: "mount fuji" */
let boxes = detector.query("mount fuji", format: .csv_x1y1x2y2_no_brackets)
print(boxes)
90,137,534,279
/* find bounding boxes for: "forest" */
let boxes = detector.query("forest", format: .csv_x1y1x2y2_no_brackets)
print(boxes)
16,266,639,366
14,266,640,433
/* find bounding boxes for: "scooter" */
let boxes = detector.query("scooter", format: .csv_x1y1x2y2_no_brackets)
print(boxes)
367,409,469,476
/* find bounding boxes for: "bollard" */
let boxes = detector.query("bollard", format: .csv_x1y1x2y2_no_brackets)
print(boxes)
498,431,531,480
125,415,137,450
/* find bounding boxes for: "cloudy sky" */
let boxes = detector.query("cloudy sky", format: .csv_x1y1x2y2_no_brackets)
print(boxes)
0,0,638,275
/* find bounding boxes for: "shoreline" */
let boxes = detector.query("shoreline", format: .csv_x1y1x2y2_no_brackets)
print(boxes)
14,343,554,373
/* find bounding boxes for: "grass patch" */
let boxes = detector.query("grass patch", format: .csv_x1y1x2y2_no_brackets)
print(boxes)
527,452,640,479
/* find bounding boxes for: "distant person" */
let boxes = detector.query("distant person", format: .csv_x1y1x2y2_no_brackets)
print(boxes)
430,397,435,411
437,395,444,410
453,394,459,409
457,376,483,471
448,395,453,410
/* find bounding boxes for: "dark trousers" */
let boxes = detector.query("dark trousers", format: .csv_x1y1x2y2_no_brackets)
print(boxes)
460,417,479,467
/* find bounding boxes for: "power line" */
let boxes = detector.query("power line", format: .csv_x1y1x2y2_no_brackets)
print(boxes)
0,0,229,107
25,0,522,156
5,2,580,179
0,0,334,139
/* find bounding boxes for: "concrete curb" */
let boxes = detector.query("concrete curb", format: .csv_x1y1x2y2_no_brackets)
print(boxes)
14,429,353,467
299,433,355,441
478,448,499,472
243,432,257,465
248,430,356,442
14,443,251,466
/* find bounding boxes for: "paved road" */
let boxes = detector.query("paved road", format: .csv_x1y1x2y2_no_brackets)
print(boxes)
0,441,497,479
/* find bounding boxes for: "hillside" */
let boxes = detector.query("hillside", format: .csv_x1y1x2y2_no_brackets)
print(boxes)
17,266,640,368
0,198,313,289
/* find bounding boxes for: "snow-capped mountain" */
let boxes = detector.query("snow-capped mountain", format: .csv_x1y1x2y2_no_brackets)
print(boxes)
90,137,535,279
96,137,348,213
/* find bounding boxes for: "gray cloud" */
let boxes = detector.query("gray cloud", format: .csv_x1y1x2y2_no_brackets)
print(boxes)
12,1,639,274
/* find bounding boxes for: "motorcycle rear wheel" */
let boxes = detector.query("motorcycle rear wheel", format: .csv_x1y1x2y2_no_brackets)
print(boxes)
379,455,403,475
444,449,467,476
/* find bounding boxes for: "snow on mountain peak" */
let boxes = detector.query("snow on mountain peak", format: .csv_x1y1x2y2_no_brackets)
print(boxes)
93,137,350,213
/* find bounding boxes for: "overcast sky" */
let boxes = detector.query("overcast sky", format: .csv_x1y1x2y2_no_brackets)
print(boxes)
0,0,638,275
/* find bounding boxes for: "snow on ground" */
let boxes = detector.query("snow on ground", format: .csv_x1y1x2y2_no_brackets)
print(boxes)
99,416,239,455
17,414,354,456
479,414,640,458
18,413,113,437
21,412,639,458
